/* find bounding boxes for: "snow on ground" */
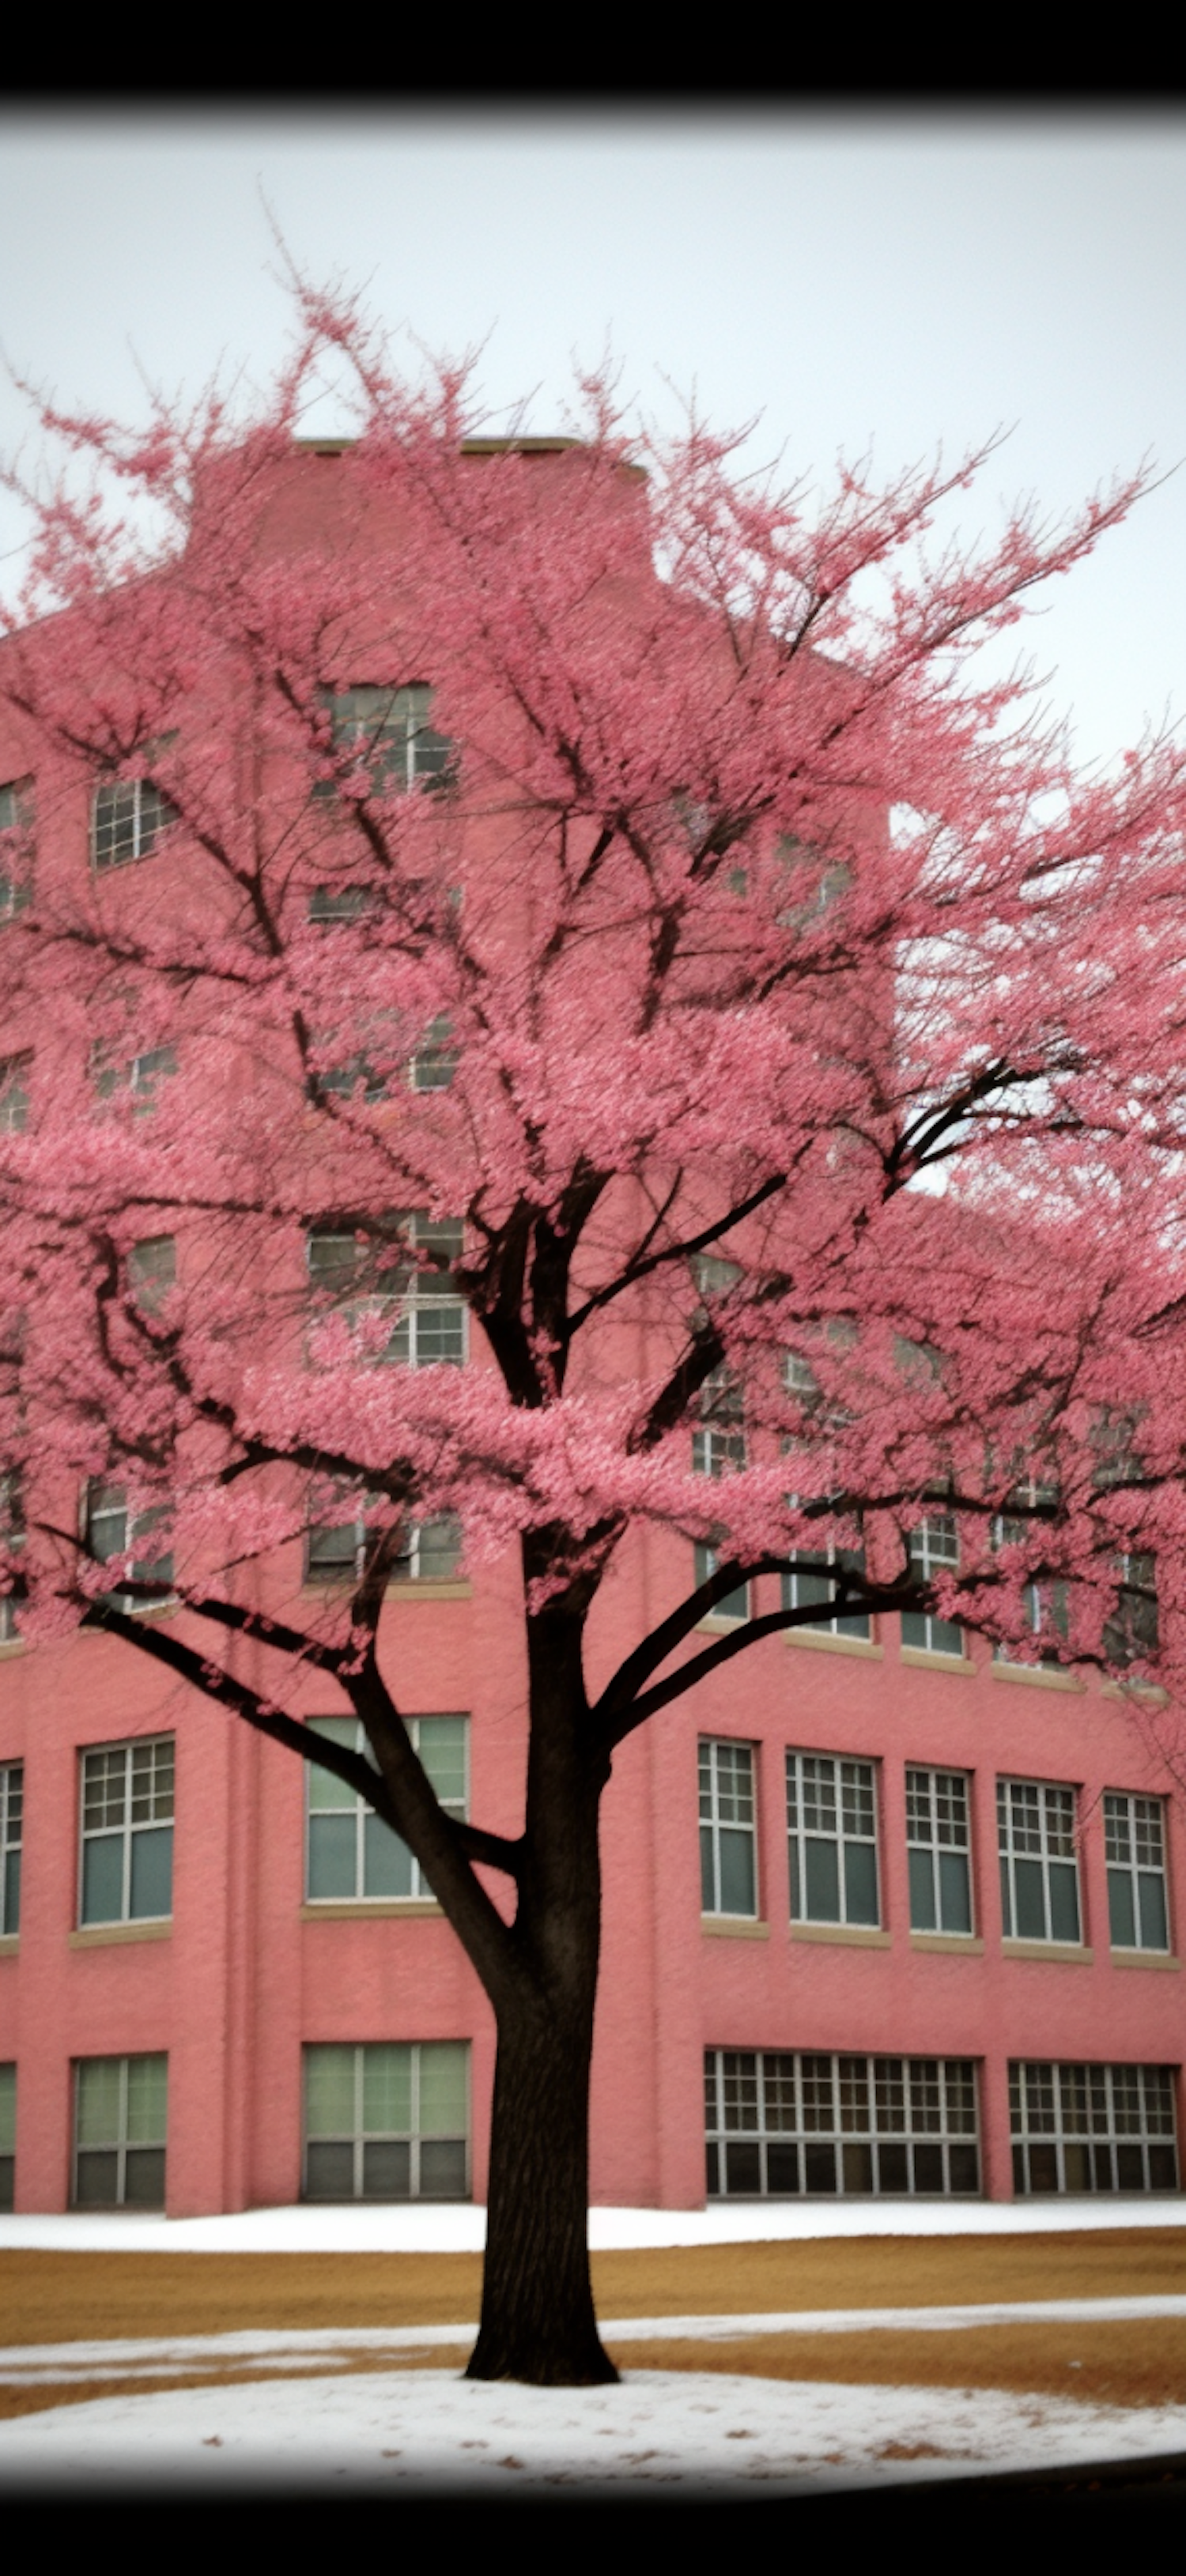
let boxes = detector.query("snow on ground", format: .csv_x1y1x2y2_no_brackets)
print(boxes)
2,2366,1185,2493
2,2197,1184,2254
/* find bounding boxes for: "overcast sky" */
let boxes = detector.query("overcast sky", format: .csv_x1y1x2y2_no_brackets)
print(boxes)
0,109,1182,772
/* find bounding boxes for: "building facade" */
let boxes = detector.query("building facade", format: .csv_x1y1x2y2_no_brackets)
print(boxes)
0,444,1181,2219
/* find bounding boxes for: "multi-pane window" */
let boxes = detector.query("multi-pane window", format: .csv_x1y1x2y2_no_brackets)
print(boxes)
128,1235,176,1314
1010,2061,1179,2195
901,1516,962,1656
308,883,375,924
0,1052,30,1134
392,1517,463,1582
705,2050,980,2197
997,1777,1080,1944
783,1546,870,1639
79,1737,174,1925
905,1767,973,1934
408,1016,459,1092
306,1502,463,1586
0,1470,24,1643
992,1479,1067,1662
84,1481,174,1609
699,1740,757,1917
0,776,33,919
304,2041,470,2201
322,685,455,796
307,1214,466,1366
305,1714,467,1903
92,765,179,871
787,1752,879,1927
93,1043,178,1109
1105,1793,1169,1952
0,1763,21,1935
1104,1555,1159,1665
73,2054,167,2208
693,1541,749,1624
0,2062,13,2209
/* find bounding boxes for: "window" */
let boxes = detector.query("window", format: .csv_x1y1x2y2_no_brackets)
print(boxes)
84,1480,174,1609
306,1503,463,1587
392,1517,463,1583
92,752,179,872
787,1752,879,1927
306,1214,466,1366
308,883,376,924
1010,2061,1178,2195
0,2062,13,2209
73,2054,167,2207
997,1777,1080,1944
0,1763,21,1935
0,1470,24,1643
1105,1792,1169,1952
699,1739,757,1917
783,1546,870,1639
408,1016,459,1092
304,2041,469,2201
128,1235,176,1314
79,1737,174,1925
901,1515,962,1656
692,1428,746,1477
93,1043,177,1108
0,776,33,919
906,1767,973,1934
705,2050,980,2197
305,1714,467,1903
321,685,455,797
992,1478,1067,1662
0,1053,30,1135
693,1541,749,1624
1104,1554,1159,1665
689,1251,741,1299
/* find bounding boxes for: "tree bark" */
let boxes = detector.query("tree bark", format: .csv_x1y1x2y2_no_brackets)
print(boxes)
466,1977,617,2384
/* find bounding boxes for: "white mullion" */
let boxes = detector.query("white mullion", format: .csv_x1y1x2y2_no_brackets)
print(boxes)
122,1745,132,1922
353,2046,364,2203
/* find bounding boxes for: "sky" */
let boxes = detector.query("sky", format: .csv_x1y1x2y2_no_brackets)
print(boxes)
0,108,1182,774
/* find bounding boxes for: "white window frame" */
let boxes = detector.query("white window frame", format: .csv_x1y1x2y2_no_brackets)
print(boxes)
303,2040,470,2201
705,2050,980,2198
304,1714,468,1904
783,1544,871,1639
1010,2060,1179,2196
304,1499,463,1587
905,1765,973,1934
408,1015,459,1092
0,1469,24,1643
693,1540,750,1624
0,1052,30,1135
1105,1553,1159,1666
997,1775,1081,1944
72,2053,168,2208
0,775,33,921
323,684,455,795
0,1761,21,1937
91,768,178,873
786,1750,880,1928
306,1213,466,1367
901,1515,963,1656
78,1735,175,1927
83,1480,175,1611
92,1042,178,1109
1105,1791,1170,1953
699,1738,758,1918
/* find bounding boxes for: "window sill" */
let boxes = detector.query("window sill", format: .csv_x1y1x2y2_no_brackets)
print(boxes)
899,1647,976,1675
388,1581,472,1601
789,1921,890,1948
989,1661,1082,1692
784,1630,882,1660
0,1933,17,1956
1101,1680,1169,1706
0,1639,25,1659
697,1614,750,1635
1001,1938,1093,1964
1110,1948,1180,1971
909,1932,984,1955
701,1915,769,1939
300,1899,443,1920
70,1919,172,1948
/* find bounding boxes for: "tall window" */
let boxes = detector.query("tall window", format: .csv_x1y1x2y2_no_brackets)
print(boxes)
1105,1555,1159,1665
93,1043,177,1109
0,775,33,920
0,1469,24,1643
0,1053,30,1135
73,2054,167,2208
408,1016,459,1092
323,685,455,795
93,764,179,872
392,1517,463,1582
901,1516,962,1656
304,2042,470,2201
307,1214,465,1366
783,1545,870,1639
699,1740,757,1917
992,1479,1067,1662
0,2064,14,2212
0,1762,21,1935
997,1777,1080,1944
306,1501,463,1587
79,1737,174,1925
127,1235,176,1314
84,1481,174,1609
1010,2061,1178,2196
704,2050,980,2197
1105,1793,1169,1952
905,1767,973,1934
305,1714,467,1903
693,1541,749,1624
787,1752,879,1927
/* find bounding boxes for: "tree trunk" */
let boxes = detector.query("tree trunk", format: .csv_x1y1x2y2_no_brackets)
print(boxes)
466,1978,618,2384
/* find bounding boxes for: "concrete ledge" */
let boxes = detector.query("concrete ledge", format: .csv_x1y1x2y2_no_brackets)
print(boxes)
1110,1948,1180,1971
909,1932,984,1955
900,1648,976,1675
0,1934,17,1956
789,1922,891,1948
1001,1938,1093,1964
69,1919,172,1948
300,1900,443,1920
784,1630,882,1659
989,1660,1082,1692
701,1916,769,1939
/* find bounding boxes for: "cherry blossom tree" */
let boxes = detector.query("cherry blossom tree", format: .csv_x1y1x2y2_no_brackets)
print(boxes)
2,286,1186,2380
